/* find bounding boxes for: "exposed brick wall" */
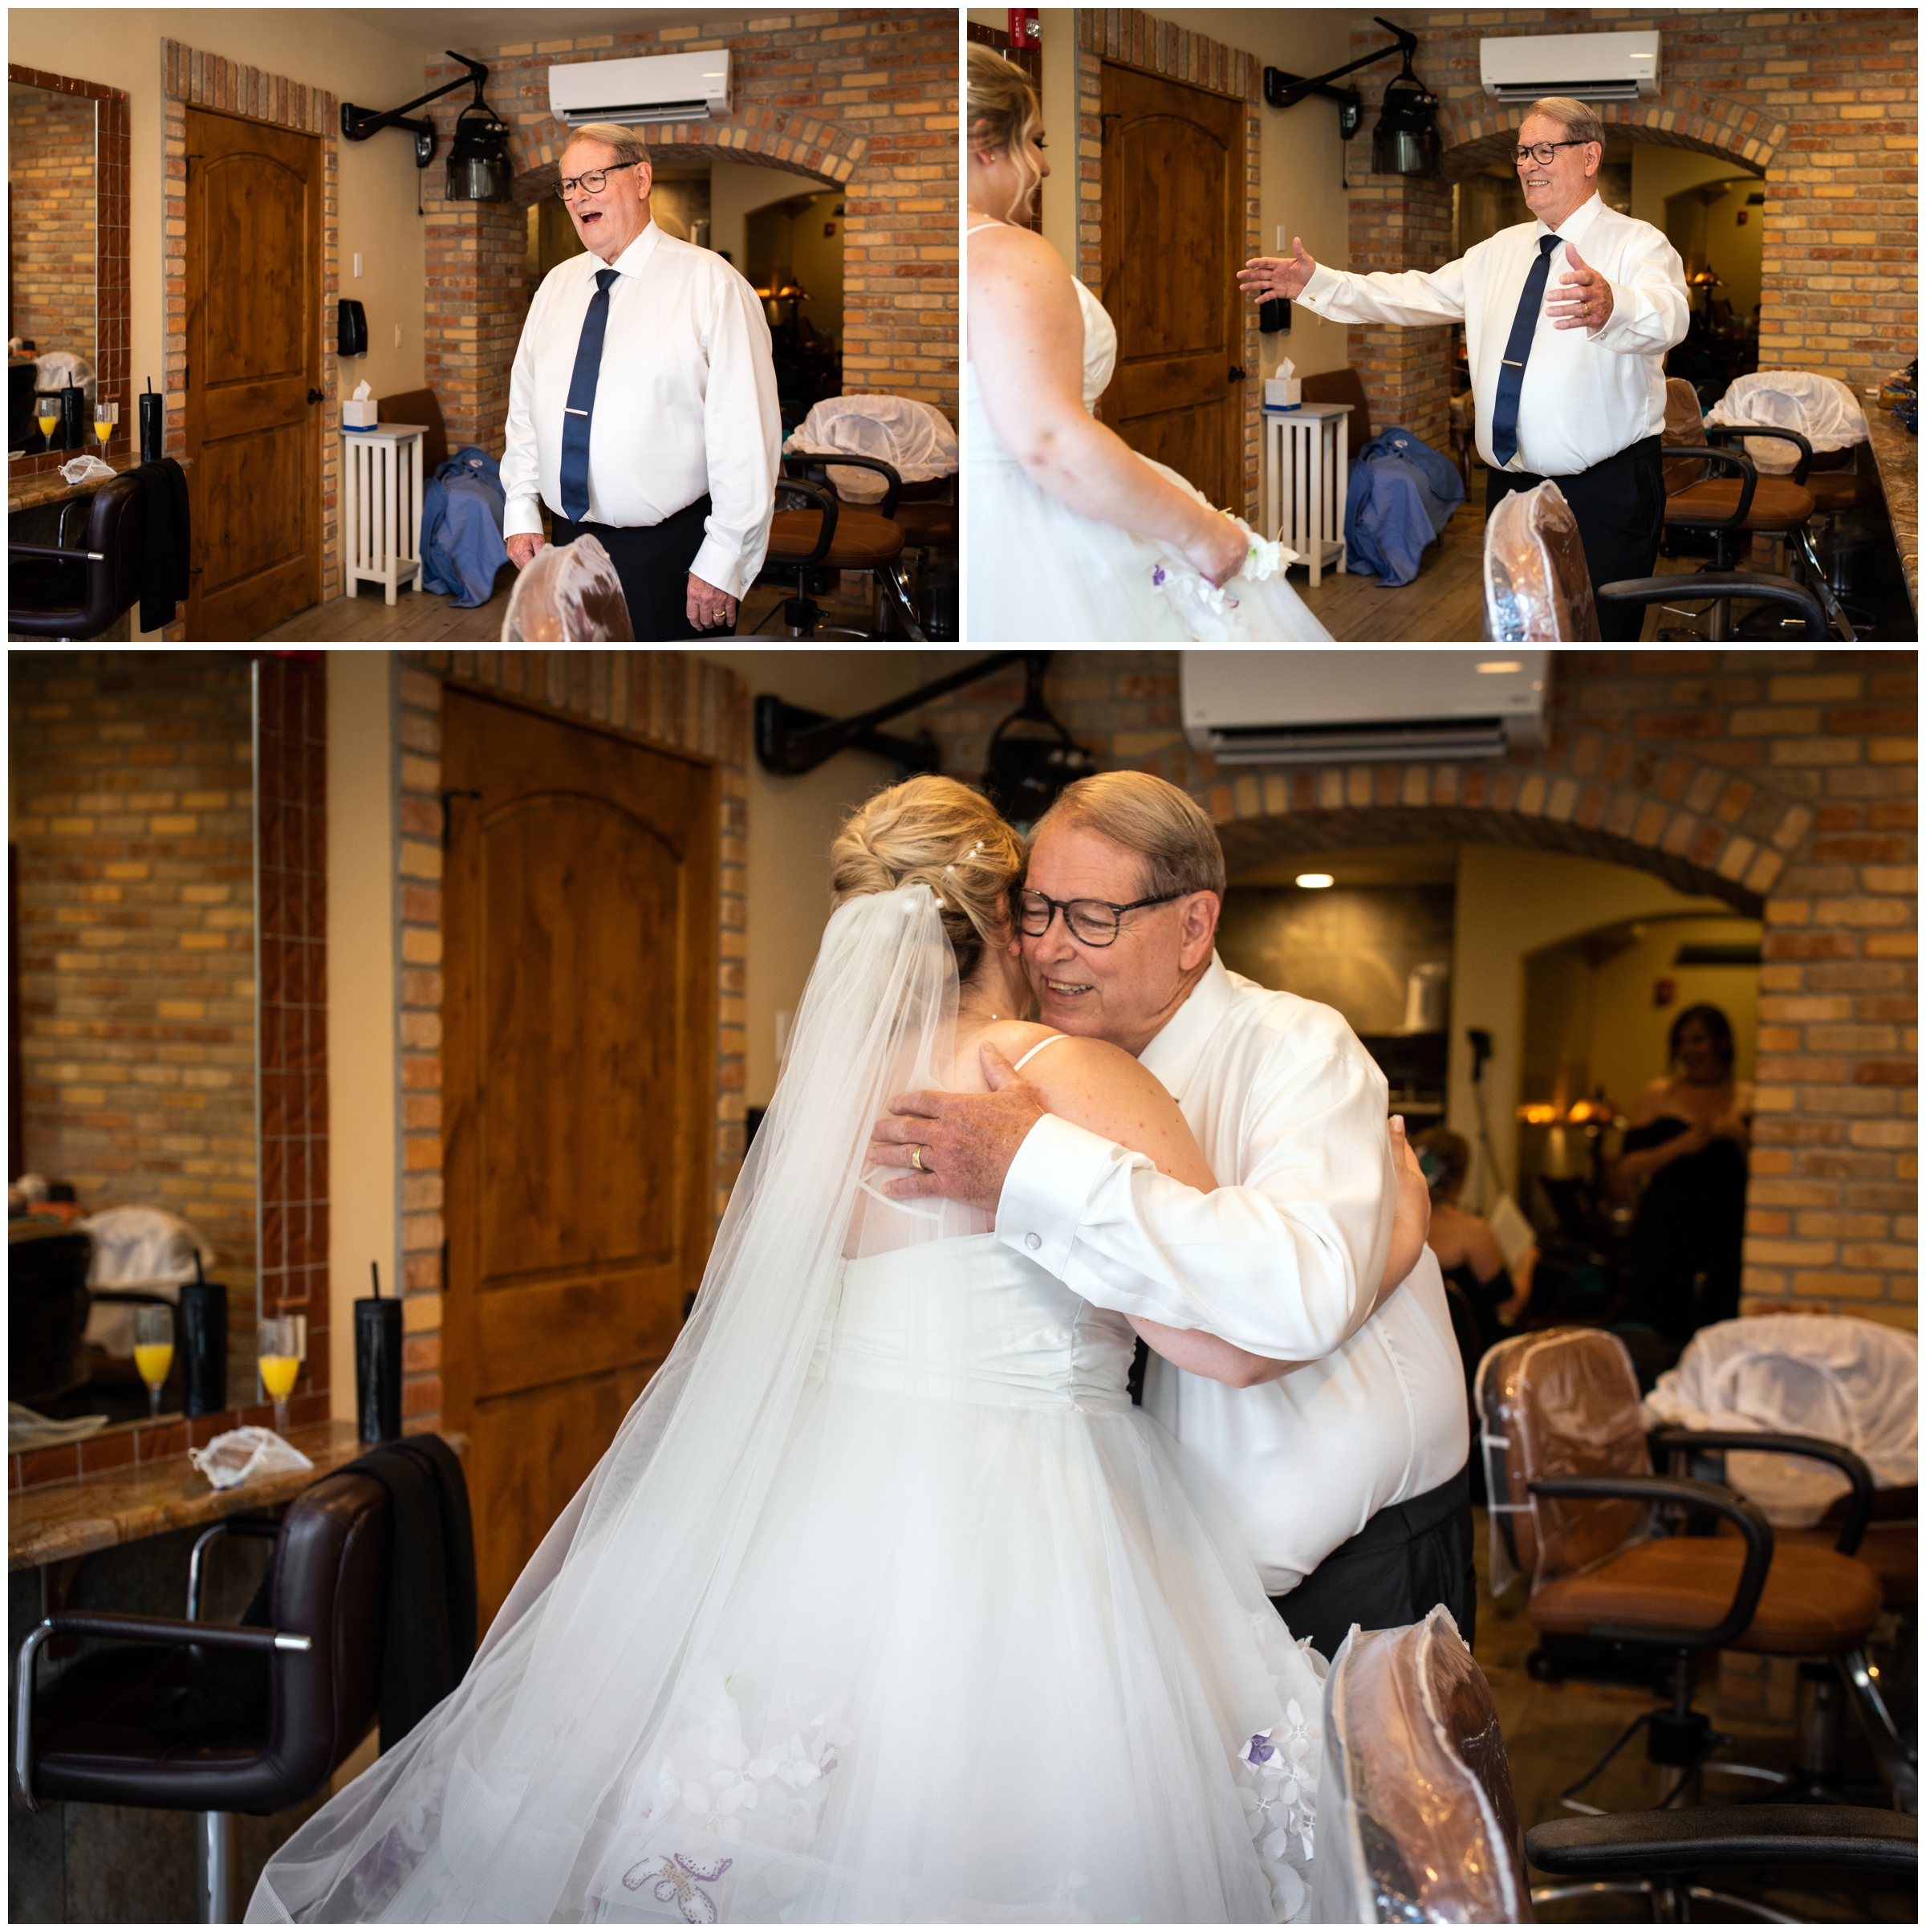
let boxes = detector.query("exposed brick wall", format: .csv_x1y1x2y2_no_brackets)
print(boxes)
1337,8,1918,456
387,651,749,1433
1072,10,1264,521
10,652,256,1267
8,91,98,364
160,42,343,626
910,649,1916,1332
414,10,958,456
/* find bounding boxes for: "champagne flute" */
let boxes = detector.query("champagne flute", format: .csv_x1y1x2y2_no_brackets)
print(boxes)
258,1314,302,1435
93,398,119,448
134,1304,176,1421
35,398,57,447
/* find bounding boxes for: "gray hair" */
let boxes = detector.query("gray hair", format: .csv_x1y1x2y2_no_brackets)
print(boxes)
560,122,652,173
1526,96,1604,149
1030,771,1226,899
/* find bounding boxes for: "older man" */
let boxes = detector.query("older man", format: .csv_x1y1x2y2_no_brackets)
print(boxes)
1240,96,1688,641
873,772,1473,1659
500,123,780,638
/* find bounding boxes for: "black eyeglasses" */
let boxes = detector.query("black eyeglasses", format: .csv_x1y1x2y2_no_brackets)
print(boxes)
1018,888,1183,947
1513,139,1594,166
560,161,642,199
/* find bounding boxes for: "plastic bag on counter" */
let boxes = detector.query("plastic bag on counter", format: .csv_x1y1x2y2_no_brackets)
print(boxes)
189,1426,313,1491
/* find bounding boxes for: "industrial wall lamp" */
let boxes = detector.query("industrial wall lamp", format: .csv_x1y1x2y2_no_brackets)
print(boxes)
1262,17,1442,178
341,51,514,203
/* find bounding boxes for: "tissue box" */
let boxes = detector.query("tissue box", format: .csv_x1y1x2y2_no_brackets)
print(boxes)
343,398,379,429
1265,377,1302,409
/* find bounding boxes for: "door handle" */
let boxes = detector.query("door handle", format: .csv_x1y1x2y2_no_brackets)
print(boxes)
1229,365,1249,384
307,388,324,405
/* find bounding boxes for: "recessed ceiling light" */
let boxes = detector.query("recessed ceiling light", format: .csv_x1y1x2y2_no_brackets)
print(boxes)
1296,872,1335,889
1476,660,1522,673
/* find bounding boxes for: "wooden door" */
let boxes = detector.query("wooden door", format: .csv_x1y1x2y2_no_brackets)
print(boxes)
1099,64,1245,510
183,108,322,639
441,689,719,1625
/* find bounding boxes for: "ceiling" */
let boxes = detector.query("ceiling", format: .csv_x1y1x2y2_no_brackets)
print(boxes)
339,9,746,52
1228,844,1462,891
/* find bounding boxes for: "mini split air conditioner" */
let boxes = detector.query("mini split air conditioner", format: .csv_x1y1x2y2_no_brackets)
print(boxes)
1480,31,1660,106
549,51,731,128
1181,652,1548,767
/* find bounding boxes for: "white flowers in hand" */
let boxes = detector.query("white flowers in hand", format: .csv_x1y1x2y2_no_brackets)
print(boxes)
1150,526,1298,634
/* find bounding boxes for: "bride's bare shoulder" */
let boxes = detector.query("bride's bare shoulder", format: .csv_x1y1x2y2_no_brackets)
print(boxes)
967,222,1065,283
952,1019,1058,1092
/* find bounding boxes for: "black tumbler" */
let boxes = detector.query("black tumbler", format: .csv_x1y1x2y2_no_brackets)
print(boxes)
356,1295,404,1443
59,381,85,454
178,1279,228,1417
140,388,164,465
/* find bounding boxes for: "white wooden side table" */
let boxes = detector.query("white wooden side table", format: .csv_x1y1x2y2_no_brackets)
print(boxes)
1262,402,1353,587
341,422,426,604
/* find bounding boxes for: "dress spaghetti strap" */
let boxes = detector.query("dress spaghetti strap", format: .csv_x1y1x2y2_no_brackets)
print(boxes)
965,222,1005,238
1013,1032,1068,1072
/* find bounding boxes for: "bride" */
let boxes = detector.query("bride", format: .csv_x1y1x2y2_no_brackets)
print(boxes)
966,47,1333,644
250,777,1422,1924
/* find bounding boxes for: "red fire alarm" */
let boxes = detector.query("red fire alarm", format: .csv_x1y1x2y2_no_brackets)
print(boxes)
823,222,835,238
1008,8,1040,47
1653,976,1676,1009
1737,209,1749,226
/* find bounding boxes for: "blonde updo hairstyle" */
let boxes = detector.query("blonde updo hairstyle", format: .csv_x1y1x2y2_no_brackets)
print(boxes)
830,775,1024,982
968,43,1045,218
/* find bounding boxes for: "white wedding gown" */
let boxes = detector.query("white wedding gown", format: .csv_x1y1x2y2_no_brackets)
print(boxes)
966,227,1332,643
250,892,1325,1925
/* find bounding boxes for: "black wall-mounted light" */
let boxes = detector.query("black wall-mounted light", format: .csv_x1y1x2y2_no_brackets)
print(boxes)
341,51,514,203
1262,16,1441,179
981,655,1098,830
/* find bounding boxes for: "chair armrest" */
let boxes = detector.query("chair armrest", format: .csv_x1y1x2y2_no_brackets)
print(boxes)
9,542,107,562
1527,1474,1773,1649
1649,1428,1876,1557
1706,423,1814,486
188,1514,282,1621
1595,571,1827,637
773,474,839,567
1526,1803,1916,1879
14,1613,310,1810
1663,445,1757,528
784,450,902,518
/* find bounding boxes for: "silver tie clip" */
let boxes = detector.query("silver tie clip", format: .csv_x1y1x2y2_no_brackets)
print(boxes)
564,407,588,416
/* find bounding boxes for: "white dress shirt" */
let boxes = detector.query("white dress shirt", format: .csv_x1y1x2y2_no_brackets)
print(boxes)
499,222,781,598
1294,191,1689,478
995,956,1469,1595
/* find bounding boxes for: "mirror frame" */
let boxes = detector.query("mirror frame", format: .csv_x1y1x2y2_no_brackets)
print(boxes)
7,65,131,481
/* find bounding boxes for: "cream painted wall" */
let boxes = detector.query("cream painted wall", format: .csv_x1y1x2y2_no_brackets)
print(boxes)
697,651,934,1108
1587,915,1761,1108
710,157,825,276
1630,144,1761,316
324,651,398,1426
1447,844,1735,1213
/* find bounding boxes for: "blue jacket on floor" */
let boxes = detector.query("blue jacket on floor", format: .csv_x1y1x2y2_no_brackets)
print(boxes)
421,446,510,608
1344,426,1465,588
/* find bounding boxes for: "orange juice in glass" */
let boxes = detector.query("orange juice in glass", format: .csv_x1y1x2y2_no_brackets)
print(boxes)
134,1304,176,1419
93,399,118,447
258,1314,303,1434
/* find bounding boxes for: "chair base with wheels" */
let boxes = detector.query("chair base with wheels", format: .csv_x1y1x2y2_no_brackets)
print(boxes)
754,471,908,639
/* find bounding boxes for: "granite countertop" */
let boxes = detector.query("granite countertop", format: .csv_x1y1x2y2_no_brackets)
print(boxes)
1863,411,1918,612
9,1419,366,1572
7,451,193,516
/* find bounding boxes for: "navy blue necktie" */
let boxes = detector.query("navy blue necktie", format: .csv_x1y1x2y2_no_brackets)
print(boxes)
559,266,618,523
1489,234,1560,470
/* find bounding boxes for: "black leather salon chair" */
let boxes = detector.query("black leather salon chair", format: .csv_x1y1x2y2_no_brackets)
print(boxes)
9,471,145,640
14,1468,389,1921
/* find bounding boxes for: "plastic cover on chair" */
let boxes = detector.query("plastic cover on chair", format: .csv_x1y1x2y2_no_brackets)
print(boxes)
1482,480,1601,644
782,394,958,502
500,533,634,642
1642,1314,1918,1526
1475,1328,1656,1597
1705,371,1869,474
1310,1606,1533,1925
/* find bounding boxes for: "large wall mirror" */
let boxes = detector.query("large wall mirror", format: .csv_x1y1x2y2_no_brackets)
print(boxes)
8,651,323,1470
6,65,130,477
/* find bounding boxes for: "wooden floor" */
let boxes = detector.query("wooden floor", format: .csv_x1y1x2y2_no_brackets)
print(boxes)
258,568,879,644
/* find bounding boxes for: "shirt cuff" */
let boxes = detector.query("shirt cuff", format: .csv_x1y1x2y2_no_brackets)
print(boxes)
1296,262,1340,310
502,495,544,540
993,1110,1128,1279
689,534,747,600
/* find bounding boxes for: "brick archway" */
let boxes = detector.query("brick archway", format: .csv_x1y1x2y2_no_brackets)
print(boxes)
1439,85,1786,181
513,111,865,204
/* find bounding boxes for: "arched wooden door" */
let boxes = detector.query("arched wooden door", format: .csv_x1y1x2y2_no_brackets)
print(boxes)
441,688,718,1625
1099,63,1246,512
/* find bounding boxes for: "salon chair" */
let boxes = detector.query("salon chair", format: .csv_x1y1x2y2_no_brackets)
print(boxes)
755,470,906,639
1477,1327,1886,1817
14,1468,389,1921
1483,479,1826,643
8,1225,94,1407
775,451,934,640
1301,367,1372,448
8,471,145,641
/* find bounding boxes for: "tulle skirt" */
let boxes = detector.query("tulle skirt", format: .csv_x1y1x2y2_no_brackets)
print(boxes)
965,454,1333,645
250,1370,1325,1923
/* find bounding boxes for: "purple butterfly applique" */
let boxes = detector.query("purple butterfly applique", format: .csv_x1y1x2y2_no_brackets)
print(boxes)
623,1852,734,1923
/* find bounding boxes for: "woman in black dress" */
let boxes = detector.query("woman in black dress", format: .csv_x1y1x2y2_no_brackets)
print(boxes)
1616,1003,1753,1346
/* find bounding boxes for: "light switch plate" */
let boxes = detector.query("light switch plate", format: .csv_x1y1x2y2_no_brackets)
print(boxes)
353,252,364,278
393,323,402,348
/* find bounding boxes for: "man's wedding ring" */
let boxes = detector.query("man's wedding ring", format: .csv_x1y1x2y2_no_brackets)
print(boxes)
911,1144,926,1173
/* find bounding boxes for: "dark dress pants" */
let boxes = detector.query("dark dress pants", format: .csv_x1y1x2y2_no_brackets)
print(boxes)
551,494,736,641
1268,1462,1477,1662
1485,433,1664,642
